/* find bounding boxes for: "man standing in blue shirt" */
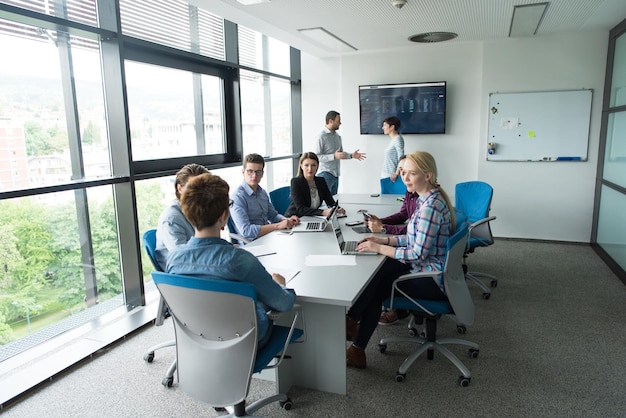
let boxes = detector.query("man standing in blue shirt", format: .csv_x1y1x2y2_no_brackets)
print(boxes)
230,153,300,241
314,110,366,195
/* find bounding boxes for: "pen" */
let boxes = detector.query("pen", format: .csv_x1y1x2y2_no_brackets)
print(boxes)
257,252,277,257
287,270,301,284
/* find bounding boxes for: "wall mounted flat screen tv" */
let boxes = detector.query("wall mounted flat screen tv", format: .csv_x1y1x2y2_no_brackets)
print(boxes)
359,81,446,134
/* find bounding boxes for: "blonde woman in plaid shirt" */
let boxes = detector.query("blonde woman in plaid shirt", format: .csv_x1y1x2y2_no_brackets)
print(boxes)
345,151,455,369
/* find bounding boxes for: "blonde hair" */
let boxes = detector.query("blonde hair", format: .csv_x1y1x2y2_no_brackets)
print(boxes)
405,151,456,232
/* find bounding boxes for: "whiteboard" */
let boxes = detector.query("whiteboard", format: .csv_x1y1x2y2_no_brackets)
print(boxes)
487,90,592,161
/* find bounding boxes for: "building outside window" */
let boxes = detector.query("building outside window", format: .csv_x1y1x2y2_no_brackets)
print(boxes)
0,0,301,374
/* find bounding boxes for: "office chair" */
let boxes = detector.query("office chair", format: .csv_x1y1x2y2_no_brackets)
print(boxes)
455,181,497,300
377,223,480,386
380,177,407,195
151,271,304,416
269,185,291,215
227,216,251,246
141,229,177,387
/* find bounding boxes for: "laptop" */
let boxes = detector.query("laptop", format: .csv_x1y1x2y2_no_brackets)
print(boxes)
331,212,378,255
290,204,338,232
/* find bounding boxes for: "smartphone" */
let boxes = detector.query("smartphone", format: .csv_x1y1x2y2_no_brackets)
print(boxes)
370,193,380,197
346,221,363,226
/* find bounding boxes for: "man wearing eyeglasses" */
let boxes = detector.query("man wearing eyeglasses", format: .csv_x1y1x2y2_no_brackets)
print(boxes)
230,153,300,241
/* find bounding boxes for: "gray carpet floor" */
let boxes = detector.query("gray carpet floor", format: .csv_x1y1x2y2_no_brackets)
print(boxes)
3,239,626,417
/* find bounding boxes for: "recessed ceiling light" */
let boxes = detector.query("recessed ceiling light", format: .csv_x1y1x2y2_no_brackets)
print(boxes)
298,27,357,52
409,32,458,43
509,2,549,37
236,0,270,5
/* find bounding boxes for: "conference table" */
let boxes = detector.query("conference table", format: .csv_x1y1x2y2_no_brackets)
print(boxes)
246,193,403,395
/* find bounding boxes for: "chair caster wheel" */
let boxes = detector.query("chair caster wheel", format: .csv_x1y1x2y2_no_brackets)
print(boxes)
144,352,155,363
457,325,467,334
162,376,173,387
377,343,387,353
468,348,479,358
458,376,471,387
490,280,498,287
280,398,293,410
482,292,491,300
395,372,406,383
408,327,418,337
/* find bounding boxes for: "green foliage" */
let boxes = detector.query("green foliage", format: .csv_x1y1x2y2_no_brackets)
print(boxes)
136,182,166,276
0,311,14,345
23,120,67,156
82,120,101,145
0,181,166,345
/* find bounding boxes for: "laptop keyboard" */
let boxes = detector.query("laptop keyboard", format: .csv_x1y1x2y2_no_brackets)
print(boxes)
306,222,321,230
343,240,358,254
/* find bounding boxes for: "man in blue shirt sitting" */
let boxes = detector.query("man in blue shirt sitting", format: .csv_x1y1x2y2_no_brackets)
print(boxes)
167,173,296,348
230,153,300,242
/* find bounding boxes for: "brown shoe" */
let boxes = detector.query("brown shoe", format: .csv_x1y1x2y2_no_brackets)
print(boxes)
346,316,358,341
378,310,399,325
346,344,366,369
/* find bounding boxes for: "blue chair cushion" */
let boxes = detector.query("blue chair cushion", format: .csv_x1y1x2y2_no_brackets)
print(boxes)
383,296,453,316
254,325,304,373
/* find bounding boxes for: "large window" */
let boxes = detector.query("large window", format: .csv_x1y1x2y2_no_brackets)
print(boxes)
125,61,226,161
0,0,301,377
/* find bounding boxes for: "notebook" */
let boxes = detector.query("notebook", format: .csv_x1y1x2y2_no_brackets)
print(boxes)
331,212,378,255
290,204,337,232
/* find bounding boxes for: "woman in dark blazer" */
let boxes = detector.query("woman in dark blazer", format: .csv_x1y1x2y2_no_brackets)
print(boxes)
285,152,344,217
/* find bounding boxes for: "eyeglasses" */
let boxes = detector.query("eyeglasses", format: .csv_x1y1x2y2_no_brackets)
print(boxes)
229,199,234,207
245,169,264,177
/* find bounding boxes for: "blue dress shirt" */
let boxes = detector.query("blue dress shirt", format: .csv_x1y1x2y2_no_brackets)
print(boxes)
230,181,285,241
166,237,296,347
155,200,194,270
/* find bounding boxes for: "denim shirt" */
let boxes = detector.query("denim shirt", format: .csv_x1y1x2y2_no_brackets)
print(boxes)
155,200,194,270
166,237,296,347
230,181,284,241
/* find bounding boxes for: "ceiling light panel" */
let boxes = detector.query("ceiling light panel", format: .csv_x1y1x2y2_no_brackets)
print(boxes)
509,2,549,37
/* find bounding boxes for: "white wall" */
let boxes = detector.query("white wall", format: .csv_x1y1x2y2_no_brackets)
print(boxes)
301,30,609,242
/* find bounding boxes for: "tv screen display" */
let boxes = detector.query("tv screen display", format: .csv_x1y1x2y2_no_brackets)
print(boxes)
359,81,446,134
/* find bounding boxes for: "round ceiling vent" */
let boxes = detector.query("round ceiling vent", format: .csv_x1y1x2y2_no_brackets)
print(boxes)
409,32,458,43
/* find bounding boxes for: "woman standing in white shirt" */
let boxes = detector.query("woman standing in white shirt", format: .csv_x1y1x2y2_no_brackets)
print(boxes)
381,116,405,181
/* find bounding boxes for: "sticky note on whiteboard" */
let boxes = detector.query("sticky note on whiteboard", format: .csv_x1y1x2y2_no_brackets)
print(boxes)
528,130,536,138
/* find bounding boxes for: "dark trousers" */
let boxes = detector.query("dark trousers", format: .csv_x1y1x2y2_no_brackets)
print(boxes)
347,258,447,349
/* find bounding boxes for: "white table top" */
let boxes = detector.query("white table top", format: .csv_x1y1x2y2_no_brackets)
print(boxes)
246,199,402,307
336,193,404,207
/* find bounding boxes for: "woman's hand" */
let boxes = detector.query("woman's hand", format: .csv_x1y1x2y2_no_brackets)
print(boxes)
271,273,286,286
336,206,346,215
367,215,384,233
356,236,384,253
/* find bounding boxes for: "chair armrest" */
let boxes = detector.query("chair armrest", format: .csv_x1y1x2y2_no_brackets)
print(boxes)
265,304,303,370
389,271,443,316
467,216,496,249
267,304,301,320
468,215,496,231
229,232,251,245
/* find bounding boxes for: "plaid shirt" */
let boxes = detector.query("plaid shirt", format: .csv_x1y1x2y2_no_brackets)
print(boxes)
394,189,452,290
